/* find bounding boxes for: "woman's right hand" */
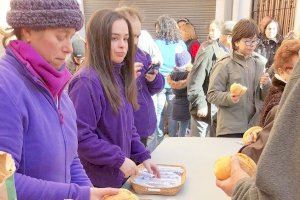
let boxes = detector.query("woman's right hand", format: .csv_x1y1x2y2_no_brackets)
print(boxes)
90,187,119,200
197,106,208,117
119,158,138,178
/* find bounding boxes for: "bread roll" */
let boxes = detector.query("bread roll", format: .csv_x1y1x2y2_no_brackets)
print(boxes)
230,83,247,96
242,126,263,145
103,188,139,200
214,153,256,180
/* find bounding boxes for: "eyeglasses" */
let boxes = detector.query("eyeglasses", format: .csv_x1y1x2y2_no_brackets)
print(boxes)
243,38,260,46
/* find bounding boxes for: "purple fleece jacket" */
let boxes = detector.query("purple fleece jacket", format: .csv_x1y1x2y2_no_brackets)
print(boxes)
68,63,151,188
134,48,164,138
0,48,92,199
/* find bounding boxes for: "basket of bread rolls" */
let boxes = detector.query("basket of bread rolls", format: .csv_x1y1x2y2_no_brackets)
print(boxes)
129,164,186,196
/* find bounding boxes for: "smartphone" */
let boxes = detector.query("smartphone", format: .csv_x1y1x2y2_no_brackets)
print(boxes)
145,63,160,74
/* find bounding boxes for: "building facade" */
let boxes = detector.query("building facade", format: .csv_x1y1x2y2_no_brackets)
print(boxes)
82,0,216,42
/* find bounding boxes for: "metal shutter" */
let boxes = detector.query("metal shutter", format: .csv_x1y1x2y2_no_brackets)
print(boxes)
83,0,216,42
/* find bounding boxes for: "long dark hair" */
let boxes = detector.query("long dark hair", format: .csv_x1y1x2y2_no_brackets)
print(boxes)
86,10,138,112
262,19,283,43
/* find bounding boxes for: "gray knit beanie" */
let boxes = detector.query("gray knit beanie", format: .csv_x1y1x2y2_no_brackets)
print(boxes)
7,0,84,31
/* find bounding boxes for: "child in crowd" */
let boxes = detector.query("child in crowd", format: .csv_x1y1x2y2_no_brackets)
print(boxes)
207,19,270,137
167,46,192,137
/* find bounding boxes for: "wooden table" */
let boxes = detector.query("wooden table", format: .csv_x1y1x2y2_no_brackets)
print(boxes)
124,137,242,200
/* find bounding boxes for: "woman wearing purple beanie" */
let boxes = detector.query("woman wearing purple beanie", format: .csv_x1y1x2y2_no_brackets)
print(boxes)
0,0,118,199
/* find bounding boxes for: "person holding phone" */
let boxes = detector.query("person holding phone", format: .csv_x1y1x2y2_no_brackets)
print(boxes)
116,6,164,150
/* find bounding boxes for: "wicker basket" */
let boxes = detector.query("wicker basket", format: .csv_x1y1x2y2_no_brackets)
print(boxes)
129,164,186,196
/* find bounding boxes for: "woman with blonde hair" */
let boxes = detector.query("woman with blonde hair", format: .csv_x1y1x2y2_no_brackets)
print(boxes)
179,23,200,62
200,20,221,51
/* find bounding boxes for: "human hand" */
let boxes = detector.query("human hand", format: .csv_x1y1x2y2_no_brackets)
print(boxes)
260,73,270,86
134,62,143,79
142,159,161,178
90,187,119,200
230,94,241,104
244,131,259,145
197,106,208,117
145,69,158,82
243,126,262,145
119,158,138,178
216,155,250,197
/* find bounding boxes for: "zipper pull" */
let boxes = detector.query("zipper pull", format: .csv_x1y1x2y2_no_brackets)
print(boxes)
58,109,64,124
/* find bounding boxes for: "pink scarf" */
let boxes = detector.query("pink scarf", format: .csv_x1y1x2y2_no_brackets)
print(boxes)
8,40,72,98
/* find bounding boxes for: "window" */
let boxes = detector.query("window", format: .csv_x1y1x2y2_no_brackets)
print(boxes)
252,0,296,36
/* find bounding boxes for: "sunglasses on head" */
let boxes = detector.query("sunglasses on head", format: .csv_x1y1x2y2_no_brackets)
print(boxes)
177,18,190,24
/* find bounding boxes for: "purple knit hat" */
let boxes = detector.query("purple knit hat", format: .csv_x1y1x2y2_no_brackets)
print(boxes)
7,0,84,31
175,44,191,71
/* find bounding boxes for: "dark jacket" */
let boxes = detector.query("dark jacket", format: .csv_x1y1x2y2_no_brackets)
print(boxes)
239,105,278,163
256,38,281,69
134,48,164,138
185,39,200,63
232,61,300,200
239,76,285,163
187,41,229,123
259,76,286,126
168,70,190,121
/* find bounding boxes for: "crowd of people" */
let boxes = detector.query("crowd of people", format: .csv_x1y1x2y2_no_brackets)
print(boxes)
0,0,300,199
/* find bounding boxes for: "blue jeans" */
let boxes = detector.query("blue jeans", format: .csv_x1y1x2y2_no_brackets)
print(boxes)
177,120,189,137
164,88,177,137
152,88,177,138
146,133,158,153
